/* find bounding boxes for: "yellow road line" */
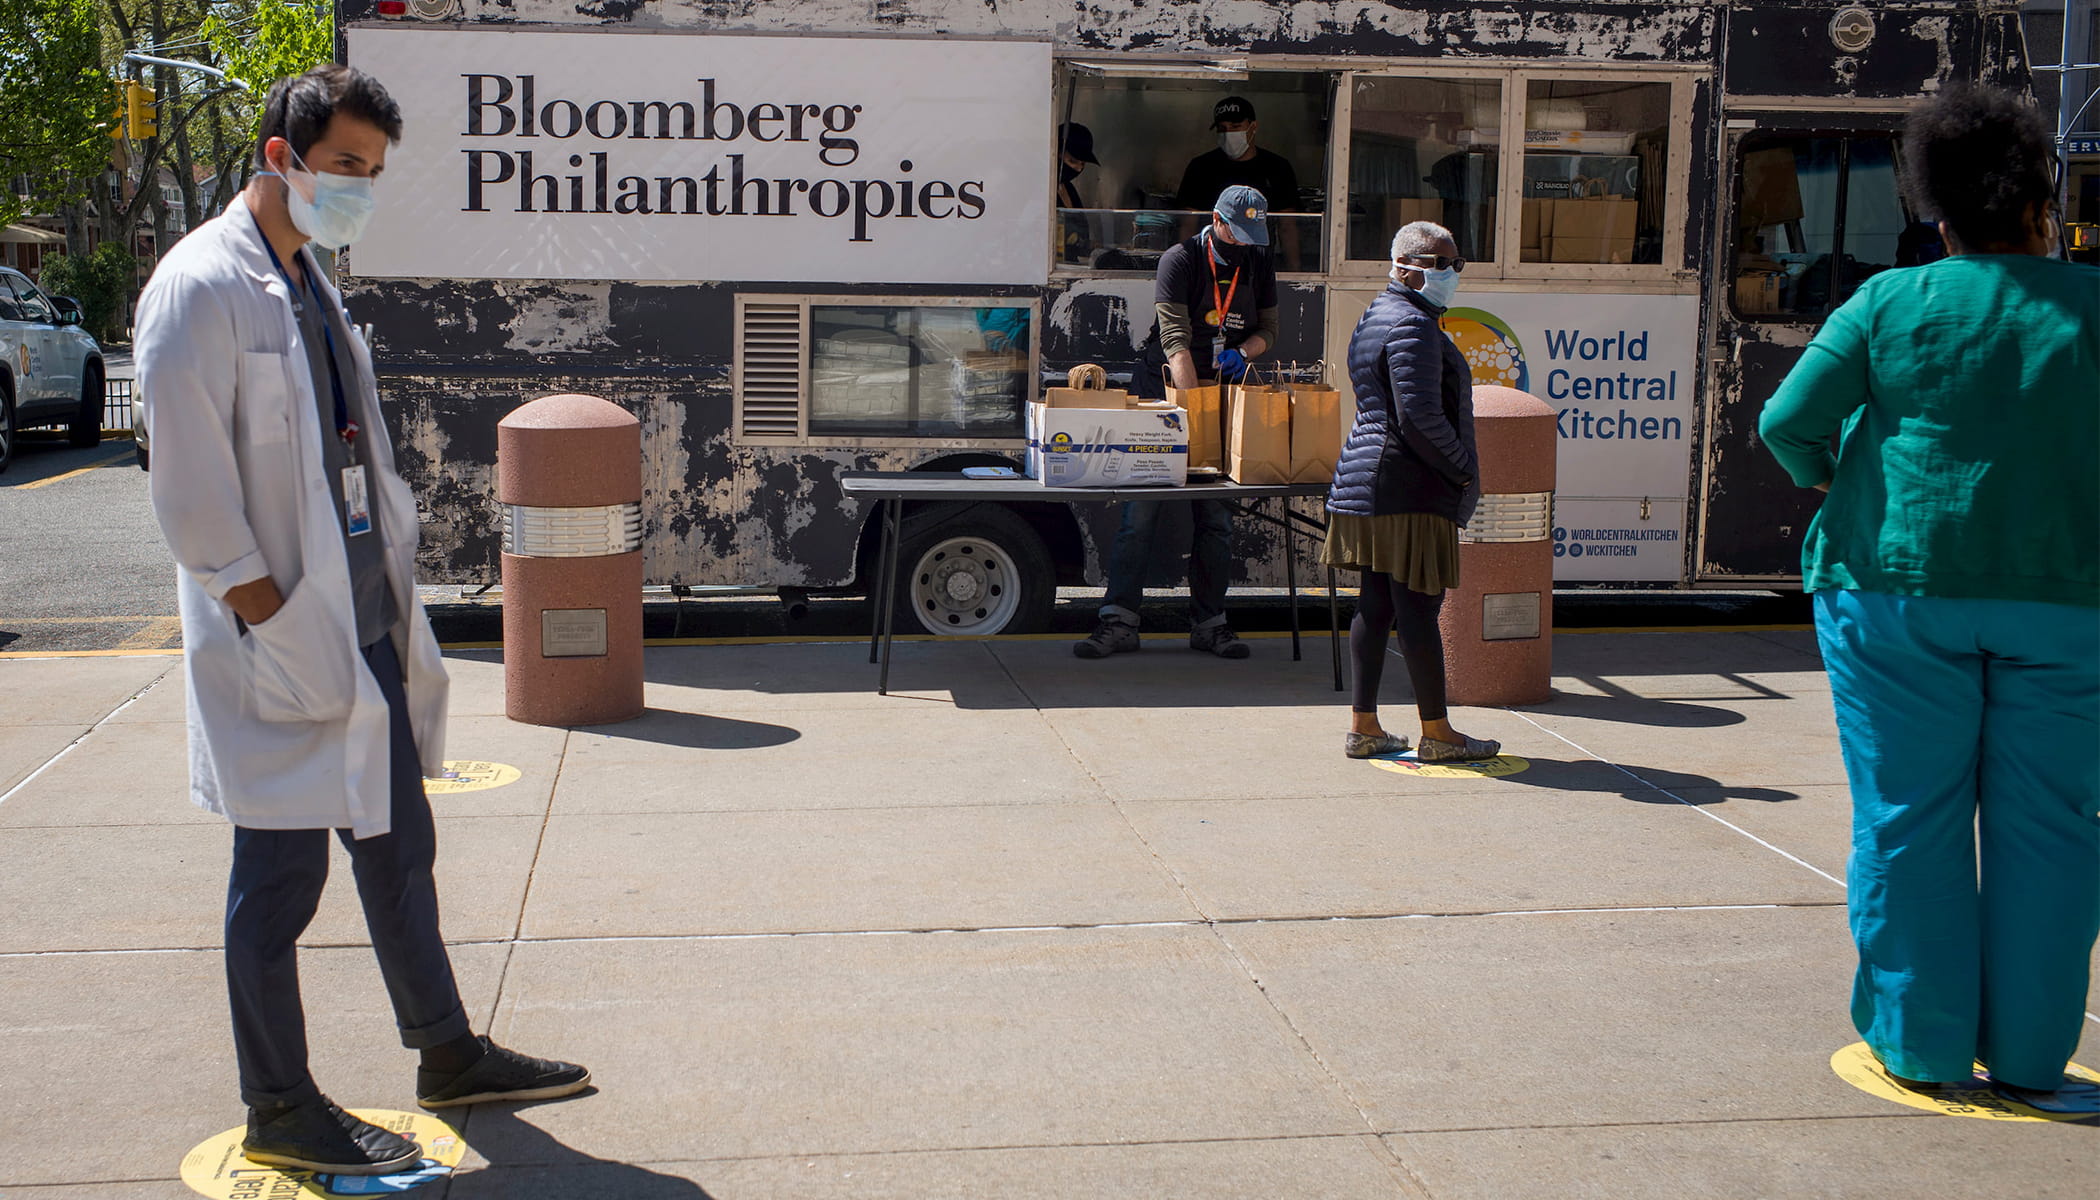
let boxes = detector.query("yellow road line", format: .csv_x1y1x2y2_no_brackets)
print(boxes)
2,615,174,625
9,445,136,489
113,616,183,651
0,647,182,659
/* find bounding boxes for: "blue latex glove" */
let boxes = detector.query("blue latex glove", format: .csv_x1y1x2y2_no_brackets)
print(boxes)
1214,347,1248,380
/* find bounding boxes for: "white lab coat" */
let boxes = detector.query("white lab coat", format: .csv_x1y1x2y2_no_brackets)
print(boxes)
138,193,447,838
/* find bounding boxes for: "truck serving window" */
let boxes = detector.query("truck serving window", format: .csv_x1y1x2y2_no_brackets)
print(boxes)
1056,67,1329,274
1345,76,1502,265
1518,79,1669,267
734,297,1036,443
1731,135,1924,321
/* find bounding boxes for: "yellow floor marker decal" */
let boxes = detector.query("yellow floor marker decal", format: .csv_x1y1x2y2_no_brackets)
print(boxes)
180,1109,466,1197
424,761,521,794
1369,753,1529,780
1831,1042,2100,1123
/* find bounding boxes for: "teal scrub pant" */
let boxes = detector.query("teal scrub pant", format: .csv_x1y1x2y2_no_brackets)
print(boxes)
1815,589,2099,1089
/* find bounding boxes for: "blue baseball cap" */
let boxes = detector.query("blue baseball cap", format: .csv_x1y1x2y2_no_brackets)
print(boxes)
1212,185,1270,246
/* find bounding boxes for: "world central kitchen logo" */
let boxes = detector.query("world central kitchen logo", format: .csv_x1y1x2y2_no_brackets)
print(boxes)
1442,308,1682,442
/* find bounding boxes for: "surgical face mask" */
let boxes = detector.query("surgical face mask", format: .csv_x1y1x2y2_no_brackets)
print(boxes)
264,144,377,248
1218,130,1251,158
1415,265,1460,309
1058,162,1083,184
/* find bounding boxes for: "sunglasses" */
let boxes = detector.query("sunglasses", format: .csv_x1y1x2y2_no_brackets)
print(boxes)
1398,253,1466,272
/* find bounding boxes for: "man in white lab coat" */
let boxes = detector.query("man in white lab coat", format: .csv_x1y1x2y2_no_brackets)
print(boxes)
139,65,588,1175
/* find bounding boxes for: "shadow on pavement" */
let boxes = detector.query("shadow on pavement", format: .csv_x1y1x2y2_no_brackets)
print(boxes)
581,708,801,750
446,1099,716,1198
1499,757,1800,805
1519,693,1751,729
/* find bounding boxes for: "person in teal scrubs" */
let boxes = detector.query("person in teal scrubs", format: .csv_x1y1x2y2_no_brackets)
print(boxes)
1760,86,2098,1107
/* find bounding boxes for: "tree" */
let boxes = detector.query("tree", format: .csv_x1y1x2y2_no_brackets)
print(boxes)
0,0,116,230
197,0,335,212
203,0,333,97
40,241,137,343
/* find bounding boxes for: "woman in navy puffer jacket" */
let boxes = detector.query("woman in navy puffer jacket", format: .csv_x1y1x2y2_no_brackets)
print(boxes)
1321,221,1501,762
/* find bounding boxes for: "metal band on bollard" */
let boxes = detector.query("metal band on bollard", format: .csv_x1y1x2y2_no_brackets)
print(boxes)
503,504,644,557
1460,492,1553,544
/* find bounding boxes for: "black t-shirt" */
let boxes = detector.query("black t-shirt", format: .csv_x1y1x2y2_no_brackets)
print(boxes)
1175,147,1301,213
1143,230,1278,375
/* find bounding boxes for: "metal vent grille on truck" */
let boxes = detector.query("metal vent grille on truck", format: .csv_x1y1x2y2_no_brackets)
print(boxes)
737,300,804,439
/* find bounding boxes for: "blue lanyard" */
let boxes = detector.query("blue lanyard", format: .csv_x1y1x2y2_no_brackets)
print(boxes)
252,213,355,446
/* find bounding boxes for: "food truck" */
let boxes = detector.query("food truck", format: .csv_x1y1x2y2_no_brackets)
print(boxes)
337,0,2037,634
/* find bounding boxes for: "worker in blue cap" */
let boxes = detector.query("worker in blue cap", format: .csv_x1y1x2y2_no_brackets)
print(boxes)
1074,185,1279,662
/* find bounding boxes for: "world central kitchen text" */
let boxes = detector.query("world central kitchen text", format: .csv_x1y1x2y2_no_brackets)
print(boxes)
458,75,988,242
1542,327,1684,441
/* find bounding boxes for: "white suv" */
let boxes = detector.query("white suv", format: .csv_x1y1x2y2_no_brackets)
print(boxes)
0,265,106,473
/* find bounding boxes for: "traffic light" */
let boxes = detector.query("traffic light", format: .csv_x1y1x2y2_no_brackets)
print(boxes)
124,81,157,140
105,82,128,138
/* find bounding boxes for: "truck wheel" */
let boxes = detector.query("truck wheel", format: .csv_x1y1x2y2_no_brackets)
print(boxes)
894,506,1053,636
0,384,14,474
68,362,103,448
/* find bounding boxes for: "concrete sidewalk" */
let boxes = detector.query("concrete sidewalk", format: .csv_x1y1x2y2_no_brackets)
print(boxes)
1,630,2093,1198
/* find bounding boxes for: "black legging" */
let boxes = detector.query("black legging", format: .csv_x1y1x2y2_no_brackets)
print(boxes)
1351,568,1448,722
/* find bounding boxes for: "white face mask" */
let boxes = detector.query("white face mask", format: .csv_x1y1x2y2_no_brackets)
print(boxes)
266,144,378,248
1415,265,1461,309
1219,130,1251,158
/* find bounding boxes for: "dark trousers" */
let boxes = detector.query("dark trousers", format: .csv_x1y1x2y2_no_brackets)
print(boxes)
1101,499,1235,628
1350,569,1449,722
225,635,469,1107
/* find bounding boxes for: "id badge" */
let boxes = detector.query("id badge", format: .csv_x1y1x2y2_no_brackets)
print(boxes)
342,464,373,536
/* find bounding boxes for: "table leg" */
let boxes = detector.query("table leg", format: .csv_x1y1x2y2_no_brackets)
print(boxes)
1327,565,1343,692
1284,499,1302,661
876,497,904,695
867,500,890,666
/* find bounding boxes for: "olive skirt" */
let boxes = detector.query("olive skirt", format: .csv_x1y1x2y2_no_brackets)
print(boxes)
1320,512,1461,595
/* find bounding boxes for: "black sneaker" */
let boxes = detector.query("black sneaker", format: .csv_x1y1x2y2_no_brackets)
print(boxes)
1189,624,1251,659
242,1098,423,1175
416,1036,591,1109
1073,618,1140,658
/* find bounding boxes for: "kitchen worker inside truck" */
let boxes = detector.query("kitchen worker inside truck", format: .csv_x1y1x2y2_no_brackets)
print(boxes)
1074,184,1279,661
1174,97,1299,215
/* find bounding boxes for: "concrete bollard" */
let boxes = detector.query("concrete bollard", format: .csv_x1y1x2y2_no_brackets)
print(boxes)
496,393,644,726
1441,385,1556,707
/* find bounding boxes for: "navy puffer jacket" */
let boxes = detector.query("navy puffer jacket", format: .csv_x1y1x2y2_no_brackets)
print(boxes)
1329,282,1480,524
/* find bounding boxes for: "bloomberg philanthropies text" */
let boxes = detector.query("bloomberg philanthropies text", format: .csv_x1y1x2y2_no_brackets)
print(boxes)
458,75,989,243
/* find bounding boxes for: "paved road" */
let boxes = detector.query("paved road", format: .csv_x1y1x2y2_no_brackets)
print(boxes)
0,432,175,652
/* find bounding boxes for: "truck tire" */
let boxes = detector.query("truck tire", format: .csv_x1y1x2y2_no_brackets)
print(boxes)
68,362,103,448
893,505,1054,636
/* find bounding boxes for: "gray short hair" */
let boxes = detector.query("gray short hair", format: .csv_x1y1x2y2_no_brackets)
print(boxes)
1391,221,1452,264
1390,221,1452,281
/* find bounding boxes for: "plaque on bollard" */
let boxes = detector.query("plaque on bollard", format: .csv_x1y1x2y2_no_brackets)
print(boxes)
542,608,610,658
1481,592,1543,641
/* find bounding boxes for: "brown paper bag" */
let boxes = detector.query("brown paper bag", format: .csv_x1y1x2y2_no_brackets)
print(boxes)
1226,372,1292,485
1045,363,1129,409
1163,366,1224,473
1288,363,1344,484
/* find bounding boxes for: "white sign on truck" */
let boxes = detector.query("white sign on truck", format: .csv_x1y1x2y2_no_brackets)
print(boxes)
1439,292,1699,582
345,28,1052,286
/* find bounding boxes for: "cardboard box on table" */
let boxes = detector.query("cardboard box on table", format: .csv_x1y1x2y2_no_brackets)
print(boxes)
1383,197,1444,230
1546,198,1637,264
1025,380,1188,488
